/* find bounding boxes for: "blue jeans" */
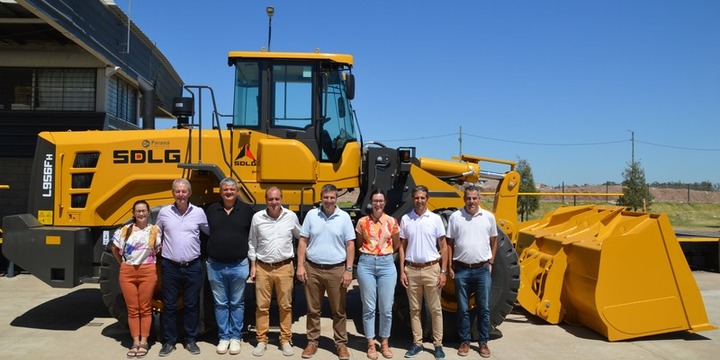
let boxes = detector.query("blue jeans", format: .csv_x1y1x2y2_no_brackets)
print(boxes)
356,254,397,339
161,258,202,345
206,258,250,340
454,264,491,343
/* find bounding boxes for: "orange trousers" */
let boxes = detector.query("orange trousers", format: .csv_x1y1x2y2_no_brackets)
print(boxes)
119,263,157,338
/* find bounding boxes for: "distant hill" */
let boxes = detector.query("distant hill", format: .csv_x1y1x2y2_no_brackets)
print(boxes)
338,184,720,204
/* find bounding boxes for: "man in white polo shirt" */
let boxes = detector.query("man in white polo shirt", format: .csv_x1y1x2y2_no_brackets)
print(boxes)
398,185,448,360
447,185,497,358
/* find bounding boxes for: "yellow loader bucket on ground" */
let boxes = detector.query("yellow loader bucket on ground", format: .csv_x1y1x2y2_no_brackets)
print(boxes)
516,205,716,341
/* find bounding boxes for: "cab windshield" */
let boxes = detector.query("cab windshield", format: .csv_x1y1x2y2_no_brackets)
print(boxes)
231,58,356,161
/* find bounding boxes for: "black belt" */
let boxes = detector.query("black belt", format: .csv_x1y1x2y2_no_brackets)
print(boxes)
360,252,393,257
405,259,440,269
209,257,246,264
163,257,199,267
258,258,293,267
454,260,489,269
306,260,345,269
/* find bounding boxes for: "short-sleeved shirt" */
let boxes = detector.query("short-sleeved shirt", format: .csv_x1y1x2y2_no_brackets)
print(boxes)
300,206,355,265
156,203,210,263
112,224,162,265
399,209,445,263
356,213,398,255
205,199,254,262
248,207,301,263
446,207,498,263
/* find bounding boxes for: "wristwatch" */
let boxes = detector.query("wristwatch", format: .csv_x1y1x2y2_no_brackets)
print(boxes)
440,269,447,274
345,266,353,272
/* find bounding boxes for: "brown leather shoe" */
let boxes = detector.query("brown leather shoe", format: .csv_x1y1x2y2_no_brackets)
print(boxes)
302,342,318,359
479,343,491,358
457,342,471,357
337,344,350,360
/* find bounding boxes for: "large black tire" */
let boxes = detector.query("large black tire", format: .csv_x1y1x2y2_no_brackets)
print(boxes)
488,229,520,328
393,227,520,341
99,248,129,328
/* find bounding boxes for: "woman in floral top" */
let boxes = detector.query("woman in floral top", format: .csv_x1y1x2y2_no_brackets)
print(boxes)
355,189,400,360
111,200,161,357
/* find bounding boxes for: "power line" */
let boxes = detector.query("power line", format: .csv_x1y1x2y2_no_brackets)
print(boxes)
636,140,720,152
374,132,456,143
463,133,627,146
375,131,720,151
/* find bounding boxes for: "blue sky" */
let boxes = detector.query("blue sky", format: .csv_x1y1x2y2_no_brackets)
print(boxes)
117,1,720,186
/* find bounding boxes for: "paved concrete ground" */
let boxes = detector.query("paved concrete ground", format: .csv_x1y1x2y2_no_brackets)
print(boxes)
0,272,718,360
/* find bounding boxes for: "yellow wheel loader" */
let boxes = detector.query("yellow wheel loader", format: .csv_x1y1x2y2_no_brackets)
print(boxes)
2,50,714,341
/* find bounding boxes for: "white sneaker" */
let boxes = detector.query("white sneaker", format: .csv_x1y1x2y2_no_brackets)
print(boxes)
252,342,267,356
281,342,294,356
229,339,242,355
217,339,230,354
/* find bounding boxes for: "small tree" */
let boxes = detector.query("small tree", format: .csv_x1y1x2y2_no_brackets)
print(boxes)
517,158,539,221
618,161,653,211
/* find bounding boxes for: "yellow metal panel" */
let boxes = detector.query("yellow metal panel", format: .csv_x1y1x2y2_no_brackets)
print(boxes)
258,139,316,182
228,51,353,65
315,142,362,190
45,236,61,245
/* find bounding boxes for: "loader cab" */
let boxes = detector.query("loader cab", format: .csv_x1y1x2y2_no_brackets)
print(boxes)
228,51,357,162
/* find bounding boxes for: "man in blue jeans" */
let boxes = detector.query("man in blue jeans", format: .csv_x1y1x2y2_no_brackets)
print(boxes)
204,177,254,355
156,178,210,357
446,185,497,358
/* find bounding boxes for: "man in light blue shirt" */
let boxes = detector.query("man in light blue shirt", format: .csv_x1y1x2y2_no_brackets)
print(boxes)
296,184,355,360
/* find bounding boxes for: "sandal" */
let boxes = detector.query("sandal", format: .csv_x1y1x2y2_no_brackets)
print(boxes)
380,342,393,359
126,346,139,358
367,343,379,360
136,344,149,358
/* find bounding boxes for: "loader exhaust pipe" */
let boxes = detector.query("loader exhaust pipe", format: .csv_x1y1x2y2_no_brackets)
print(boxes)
138,77,155,129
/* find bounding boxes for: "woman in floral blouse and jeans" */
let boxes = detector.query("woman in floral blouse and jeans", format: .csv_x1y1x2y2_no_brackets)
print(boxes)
355,189,400,359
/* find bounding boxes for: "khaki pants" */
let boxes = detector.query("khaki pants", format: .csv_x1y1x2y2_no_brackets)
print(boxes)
255,261,295,343
304,263,348,345
405,263,443,346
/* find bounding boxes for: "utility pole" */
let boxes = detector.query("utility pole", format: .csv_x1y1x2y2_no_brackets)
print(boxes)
628,130,635,164
458,126,463,159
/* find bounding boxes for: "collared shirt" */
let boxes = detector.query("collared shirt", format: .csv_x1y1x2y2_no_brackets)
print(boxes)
205,199,254,262
399,209,445,263
446,207,498,263
248,207,301,263
356,213,398,255
156,203,209,262
300,206,355,265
